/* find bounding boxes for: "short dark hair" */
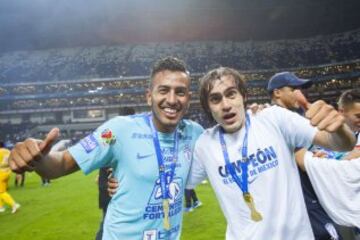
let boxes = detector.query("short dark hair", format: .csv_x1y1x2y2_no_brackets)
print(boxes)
199,67,247,120
338,89,360,110
149,57,189,88
0,141,4,148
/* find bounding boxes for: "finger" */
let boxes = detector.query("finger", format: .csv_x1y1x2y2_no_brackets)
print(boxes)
316,110,338,131
293,90,310,110
309,104,333,126
39,128,60,154
107,180,119,188
8,154,23,174
107,187,117,197
108,177,118,184
24,138,43,160
325,115,345,132
305,100,326,119
308,102,333,125
10,150,35,172
313,151,327,158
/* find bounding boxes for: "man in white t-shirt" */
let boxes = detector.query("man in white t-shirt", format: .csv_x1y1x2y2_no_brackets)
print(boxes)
186,67,356,240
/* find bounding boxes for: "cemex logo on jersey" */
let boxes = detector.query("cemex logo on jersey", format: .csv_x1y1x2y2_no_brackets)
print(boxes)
144,176,183,221
218,145,279,185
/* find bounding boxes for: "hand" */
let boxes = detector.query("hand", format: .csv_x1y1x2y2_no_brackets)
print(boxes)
9,128,60,174
107,176,119,197
294,90,345,132
312,150,328,158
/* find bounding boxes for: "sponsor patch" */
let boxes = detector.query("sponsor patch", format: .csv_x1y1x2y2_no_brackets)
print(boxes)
143,229,157,240
80,134,98,153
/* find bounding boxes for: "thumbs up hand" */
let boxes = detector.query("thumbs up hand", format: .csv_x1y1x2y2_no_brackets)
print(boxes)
294,90,345,132
9,128,60,174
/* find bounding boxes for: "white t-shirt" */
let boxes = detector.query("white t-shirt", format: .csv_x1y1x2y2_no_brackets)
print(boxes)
187,106,317,240
304,151,360,228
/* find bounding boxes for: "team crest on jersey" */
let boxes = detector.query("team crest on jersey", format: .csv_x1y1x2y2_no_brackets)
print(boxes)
183,144,192,162
101,129,116,145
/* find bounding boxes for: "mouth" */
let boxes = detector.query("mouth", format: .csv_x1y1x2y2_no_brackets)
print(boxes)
161,107,179,119
223,113,236,124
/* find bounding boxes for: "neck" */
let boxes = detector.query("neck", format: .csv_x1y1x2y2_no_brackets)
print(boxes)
272,99,285,108
151,115,176,133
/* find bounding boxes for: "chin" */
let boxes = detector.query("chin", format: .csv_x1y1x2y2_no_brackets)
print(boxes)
222,124,241,133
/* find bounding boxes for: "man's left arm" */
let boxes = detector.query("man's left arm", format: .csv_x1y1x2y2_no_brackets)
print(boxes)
307,100,356,151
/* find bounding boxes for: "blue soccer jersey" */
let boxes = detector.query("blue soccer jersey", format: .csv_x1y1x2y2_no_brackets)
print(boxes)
68,113,203,240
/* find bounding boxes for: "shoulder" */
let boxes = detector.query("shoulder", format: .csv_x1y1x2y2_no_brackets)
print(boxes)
181,119,204,136
196,125,219,145
254,105,300,123
101,113,146,130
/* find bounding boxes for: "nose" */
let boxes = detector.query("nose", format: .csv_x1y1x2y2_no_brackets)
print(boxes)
221,98,231,111
166,91,177,105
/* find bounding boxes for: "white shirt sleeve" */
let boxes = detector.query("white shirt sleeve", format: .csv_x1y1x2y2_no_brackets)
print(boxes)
264,106,317,150
185,142,207,189
304,151,360,228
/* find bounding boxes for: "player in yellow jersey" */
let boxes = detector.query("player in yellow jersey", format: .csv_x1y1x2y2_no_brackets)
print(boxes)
0,141,20,213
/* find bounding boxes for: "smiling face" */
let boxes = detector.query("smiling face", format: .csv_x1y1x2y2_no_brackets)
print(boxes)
207,75,246,133
146,70,191,133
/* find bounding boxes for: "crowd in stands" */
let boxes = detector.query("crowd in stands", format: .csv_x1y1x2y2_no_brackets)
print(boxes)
0,74,358,111
1,29,360,147
1,29,360,83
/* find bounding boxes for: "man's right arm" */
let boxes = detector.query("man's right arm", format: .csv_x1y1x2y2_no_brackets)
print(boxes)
9,128,80,179
34,150,79,179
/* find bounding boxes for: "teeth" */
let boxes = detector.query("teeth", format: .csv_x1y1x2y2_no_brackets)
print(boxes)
164,108,177,113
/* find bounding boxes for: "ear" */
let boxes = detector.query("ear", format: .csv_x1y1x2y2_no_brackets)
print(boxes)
272,89,281,99
146,89,152,106
184,91,192,112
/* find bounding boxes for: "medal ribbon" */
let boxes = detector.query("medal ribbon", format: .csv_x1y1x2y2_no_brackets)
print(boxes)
219,114,250,194
145,114,179,199
145,114,180,229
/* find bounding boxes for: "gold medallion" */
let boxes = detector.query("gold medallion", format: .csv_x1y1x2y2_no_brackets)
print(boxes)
243,193,263,222
163,199,171,230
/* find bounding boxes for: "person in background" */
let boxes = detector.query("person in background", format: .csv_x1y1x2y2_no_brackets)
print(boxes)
14,173,25,187
267,71,343,240
0,141,20,213
184,188,202,212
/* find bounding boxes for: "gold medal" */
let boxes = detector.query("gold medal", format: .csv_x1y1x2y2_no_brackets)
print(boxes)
243,193,263,222
163,199,171,230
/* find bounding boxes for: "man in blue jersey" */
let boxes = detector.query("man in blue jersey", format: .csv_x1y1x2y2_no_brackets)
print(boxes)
8,57,204,240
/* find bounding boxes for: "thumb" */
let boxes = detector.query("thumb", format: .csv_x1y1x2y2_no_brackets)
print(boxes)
39,128,60,154
294,89,310,110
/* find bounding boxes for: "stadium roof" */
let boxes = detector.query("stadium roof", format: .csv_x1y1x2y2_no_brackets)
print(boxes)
1,0,360,53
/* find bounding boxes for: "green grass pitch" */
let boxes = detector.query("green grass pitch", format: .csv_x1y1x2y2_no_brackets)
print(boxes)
1,172,226,240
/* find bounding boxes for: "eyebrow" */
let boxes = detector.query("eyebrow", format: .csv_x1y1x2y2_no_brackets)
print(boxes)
209,86,237,95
